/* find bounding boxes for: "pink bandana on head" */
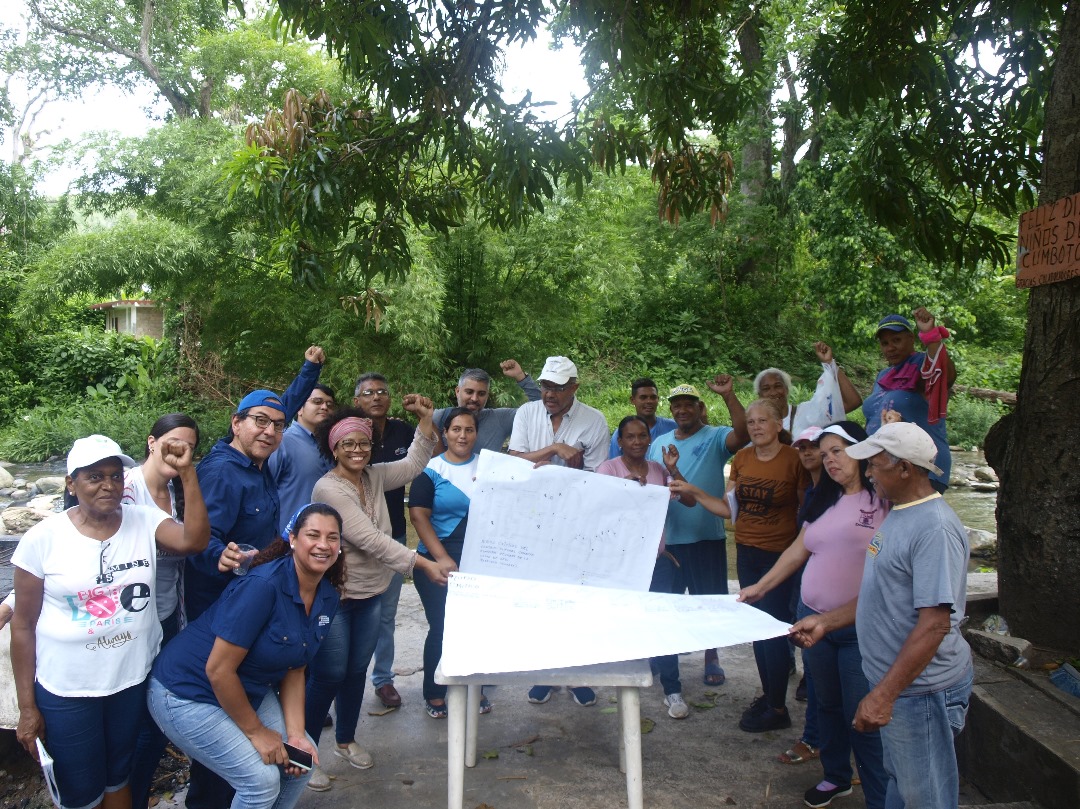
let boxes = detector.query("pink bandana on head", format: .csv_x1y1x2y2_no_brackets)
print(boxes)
329,417,373,451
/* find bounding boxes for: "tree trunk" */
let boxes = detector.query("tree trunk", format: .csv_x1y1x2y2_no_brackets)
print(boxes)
985,0,1080,652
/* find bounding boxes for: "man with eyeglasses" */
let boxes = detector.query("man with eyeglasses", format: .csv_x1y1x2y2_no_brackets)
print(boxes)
269,383,337,532
433,359,541,453
351,371,416,709
508,356,611,473
182,346,325,809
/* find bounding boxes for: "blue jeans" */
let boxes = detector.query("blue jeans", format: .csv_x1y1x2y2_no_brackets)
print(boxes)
648,553,682,695
147,678,311,809
736,544,794,710
881,666,973,809
130,610,180,809
414,540,464,701
304,595,382,745
36,680,147,809
798,601,887,808
371,535,407,688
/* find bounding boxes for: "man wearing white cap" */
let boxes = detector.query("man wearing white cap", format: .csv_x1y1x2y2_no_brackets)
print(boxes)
508,356,610,473
790,422,972,809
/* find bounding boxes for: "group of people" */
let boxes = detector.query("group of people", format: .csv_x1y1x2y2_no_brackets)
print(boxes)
8,307,972,809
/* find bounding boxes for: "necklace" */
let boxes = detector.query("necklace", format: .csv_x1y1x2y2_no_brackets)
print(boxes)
622,458,650,482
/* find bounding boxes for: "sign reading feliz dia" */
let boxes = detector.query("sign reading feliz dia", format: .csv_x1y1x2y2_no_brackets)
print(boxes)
1016,191,1080,289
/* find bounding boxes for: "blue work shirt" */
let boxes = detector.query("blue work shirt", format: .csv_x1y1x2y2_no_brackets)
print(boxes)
154,555,338,708
608,416,678,459
184,358,322,620
269,422,333,533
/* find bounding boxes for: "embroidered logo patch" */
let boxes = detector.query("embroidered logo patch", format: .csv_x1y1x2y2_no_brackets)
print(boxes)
867,531,883,558
318,615,330,626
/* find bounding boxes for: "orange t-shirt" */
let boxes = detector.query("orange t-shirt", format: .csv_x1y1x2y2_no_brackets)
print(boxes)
730,444,809,553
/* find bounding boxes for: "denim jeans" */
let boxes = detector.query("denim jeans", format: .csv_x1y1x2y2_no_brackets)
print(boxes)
881,666,973,809
304,594,383,745
798,601,887,808
736,544,794,710
36,679,147,809
414,540,464,701
371,535,407,689
648,553,682,696
130,610,180,809
146,678,312,809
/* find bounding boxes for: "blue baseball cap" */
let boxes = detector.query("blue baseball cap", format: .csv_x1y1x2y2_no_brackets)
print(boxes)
876,314,914,334
237,389,286,414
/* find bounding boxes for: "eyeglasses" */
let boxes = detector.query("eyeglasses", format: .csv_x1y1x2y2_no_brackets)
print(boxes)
307,396,334,408
244,413,286,433
356,388,389,398
337,438,373,452
540,382,572,393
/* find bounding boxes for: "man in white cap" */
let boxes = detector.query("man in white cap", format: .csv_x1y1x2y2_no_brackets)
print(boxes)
789,422,972,809
507,356,610,473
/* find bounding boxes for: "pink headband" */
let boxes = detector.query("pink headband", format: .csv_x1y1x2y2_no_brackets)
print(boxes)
329,417,373,451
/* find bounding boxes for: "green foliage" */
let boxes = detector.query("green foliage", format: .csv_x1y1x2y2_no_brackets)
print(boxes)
27,329,150,400
946,394,1006,451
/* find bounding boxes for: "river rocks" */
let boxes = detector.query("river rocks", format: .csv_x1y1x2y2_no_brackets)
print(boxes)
968,527,997,558
32,476,65,495
0,468,11,489
8,490,29,503
10,479,26,489
1,506,52,534
949,474,969,488
971,482,999,492
974,466,999,482
26,494,62,513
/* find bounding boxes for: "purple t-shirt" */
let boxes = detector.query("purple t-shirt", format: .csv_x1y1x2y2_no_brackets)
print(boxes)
801,490,887,613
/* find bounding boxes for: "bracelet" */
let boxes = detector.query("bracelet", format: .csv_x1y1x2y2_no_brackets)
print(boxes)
919,326,949,344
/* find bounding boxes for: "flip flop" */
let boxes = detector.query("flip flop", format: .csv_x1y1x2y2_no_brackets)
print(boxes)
704,662,726,686
779,739,819,764
425,700,448,719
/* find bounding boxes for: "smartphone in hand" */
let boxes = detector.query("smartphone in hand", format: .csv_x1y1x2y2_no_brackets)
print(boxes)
282,742,313,771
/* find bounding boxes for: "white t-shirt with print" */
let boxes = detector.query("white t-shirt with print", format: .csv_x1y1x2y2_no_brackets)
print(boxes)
12,505,168,696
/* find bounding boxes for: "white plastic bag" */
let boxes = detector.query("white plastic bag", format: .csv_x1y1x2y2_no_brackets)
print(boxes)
792,360,844,434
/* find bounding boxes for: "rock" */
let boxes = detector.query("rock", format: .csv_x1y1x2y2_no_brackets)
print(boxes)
0,467,12,488
949,474,969,488
967,527,997,557
27,494,62,513
974,466,999,482
9,489,30,502
0,489,12,497
1,506,52,533
964,627,1032,666
32,476,65,495
971,482,999,492
9,477,24,490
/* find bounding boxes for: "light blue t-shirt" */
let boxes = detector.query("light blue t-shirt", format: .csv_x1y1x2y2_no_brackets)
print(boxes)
646,424,734,545
608,416,678,459
856,494,971,694
409,453,479,553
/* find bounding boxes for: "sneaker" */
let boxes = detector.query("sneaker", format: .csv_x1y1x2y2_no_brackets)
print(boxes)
740,694,769,722
739,706,792,733
663,692,690,719
804,781,852,807
570,687,596,707
796,676,808,702
306,765,331,792
334,742,374,769
528,685,553,704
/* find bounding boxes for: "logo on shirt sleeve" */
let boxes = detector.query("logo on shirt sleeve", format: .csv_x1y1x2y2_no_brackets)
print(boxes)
867,531,884,558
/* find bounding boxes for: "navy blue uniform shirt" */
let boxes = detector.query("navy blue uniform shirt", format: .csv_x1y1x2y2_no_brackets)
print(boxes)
154,555,339,707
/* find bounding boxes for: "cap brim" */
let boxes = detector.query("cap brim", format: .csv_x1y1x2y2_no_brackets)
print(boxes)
844,439,884,460
875,324,911,333
538,373,572,385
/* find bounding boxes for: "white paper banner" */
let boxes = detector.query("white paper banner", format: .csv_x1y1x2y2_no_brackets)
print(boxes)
441,572,791,676
460,451,668,591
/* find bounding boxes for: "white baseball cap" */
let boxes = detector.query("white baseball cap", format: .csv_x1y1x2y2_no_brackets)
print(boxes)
67,435,137,475
845,422,943,476
538,356,579,385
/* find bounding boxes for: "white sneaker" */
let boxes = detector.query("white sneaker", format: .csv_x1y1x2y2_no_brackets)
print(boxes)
335,742,374,769
306,765,331,791
664,692,690,719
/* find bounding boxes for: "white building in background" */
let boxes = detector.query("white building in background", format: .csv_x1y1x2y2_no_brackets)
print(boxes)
90,299,164,339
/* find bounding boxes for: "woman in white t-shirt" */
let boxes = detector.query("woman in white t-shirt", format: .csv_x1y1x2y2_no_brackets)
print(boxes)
10,434,209,809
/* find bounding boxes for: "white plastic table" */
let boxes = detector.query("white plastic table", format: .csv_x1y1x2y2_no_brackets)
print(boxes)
435,660,654,809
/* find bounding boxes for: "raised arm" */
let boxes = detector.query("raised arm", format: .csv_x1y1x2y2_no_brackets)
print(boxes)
153,438,210,555
500,359,541,402
707,374,749,450
913,307,957,386
279,345,325,421
814,341,863,413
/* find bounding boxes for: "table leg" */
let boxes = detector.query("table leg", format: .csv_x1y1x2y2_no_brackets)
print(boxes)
446,684,467,809
619,686,644,809
465,684,481,768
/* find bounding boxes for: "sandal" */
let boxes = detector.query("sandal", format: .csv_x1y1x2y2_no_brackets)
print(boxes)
703,661,726,686
425,700,448,719
779,739,819,765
